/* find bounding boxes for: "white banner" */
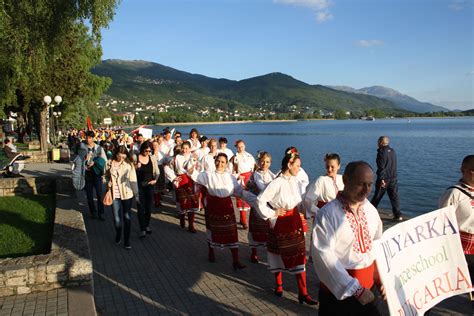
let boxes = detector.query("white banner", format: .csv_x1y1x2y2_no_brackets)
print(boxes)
374,206,472,315
138,127,153,140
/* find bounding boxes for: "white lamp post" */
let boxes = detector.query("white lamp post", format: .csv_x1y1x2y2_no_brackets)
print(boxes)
44,95,62,145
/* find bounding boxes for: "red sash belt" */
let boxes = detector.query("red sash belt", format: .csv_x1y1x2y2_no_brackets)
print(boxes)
460,231,474,255
320,261,375,294
236,171,253,211
205,195,238,245
175,174,199,210
267,208,306,269
249,208,269,242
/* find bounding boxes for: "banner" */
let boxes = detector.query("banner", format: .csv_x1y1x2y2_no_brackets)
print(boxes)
374,206,472,315
138,127,153,140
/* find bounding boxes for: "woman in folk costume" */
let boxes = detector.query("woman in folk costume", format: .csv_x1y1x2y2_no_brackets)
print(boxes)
256,148,318,305
167,141,200,233
230,139,256,229
187,128,201,153
151,136,167,207
247,151,275,263
196,153,257,270
200,138,218,172
304,153,344,219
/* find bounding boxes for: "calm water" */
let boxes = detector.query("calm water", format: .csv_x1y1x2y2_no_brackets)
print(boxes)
152,117,473,217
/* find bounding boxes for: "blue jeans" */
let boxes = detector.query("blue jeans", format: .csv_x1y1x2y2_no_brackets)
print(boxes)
138,184,154,231
112,198,133,245
85,171,104,216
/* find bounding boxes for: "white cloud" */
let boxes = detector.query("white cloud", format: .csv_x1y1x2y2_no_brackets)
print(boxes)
275,0,334,23
448,0,473,11
355,40,384,47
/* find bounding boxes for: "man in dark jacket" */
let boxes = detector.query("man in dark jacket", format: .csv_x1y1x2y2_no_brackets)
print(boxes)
371,136,403,221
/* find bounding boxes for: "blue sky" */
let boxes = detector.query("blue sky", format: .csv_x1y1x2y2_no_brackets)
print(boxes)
101,0,473,110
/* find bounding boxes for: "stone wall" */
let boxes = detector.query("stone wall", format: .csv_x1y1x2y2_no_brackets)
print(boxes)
0,178,92,297
0,177,74,197
19,151,48,163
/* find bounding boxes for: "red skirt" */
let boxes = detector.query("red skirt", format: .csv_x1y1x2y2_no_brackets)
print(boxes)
205,195,238,245
461,231,474,255
175,174,200,211
321,261,375,293
249,208,269,243
267,208,306,269
235,171,252,211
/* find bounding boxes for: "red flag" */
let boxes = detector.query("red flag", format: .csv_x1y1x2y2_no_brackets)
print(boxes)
86,116,93,131
130,125,145,135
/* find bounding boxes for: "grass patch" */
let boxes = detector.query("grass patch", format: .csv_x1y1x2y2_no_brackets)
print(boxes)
0,194,55,259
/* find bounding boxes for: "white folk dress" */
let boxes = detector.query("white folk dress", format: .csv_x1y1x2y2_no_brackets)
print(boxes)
304,174,344,218
256,174,307,274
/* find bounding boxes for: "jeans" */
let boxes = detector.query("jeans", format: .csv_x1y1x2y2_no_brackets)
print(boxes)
85,172,104,215
371,178,401,217
112,198,133,245
138,184,153,231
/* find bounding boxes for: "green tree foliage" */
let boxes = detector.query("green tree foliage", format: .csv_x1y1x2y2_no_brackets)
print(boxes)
0,0,119,148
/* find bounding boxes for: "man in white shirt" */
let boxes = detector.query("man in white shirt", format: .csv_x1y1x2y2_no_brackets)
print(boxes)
439,155,474,292
311,161,384,315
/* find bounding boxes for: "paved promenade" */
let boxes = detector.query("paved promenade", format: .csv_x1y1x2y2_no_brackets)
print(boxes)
0,163,472,315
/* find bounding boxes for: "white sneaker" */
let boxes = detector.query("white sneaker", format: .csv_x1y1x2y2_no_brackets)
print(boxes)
139,230,146,238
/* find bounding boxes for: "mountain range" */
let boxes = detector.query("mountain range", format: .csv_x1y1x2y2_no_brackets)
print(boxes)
329,86,448,113
92,60,447,115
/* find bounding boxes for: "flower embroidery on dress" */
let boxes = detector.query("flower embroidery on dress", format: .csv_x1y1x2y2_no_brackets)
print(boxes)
337,196,372,254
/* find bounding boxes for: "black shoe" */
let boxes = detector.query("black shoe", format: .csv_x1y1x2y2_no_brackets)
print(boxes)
232,262,246,271
298,294,318,305
115,233,122,245
139,231,146,239
274,284,283,297
393,215,404,221
145,227,152,234
124,244,131,250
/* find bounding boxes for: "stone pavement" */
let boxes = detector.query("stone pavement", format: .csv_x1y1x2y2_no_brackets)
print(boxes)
1,163,472,315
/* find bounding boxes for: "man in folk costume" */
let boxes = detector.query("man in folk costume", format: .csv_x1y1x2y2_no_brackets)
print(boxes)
439,154,474,299
256,148,317,305
311,161,384,315
231,139,256,229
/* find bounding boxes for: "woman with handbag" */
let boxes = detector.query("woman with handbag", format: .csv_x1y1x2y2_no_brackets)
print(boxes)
136,141,160,238
105,145,139,250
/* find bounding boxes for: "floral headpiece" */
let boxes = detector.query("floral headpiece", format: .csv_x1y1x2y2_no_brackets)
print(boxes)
286,147,299,163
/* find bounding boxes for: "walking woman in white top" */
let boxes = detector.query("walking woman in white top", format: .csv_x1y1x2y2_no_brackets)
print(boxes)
256,148,317,305
247,151,275,263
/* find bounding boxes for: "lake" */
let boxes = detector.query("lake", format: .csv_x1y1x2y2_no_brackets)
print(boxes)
151,117,473,217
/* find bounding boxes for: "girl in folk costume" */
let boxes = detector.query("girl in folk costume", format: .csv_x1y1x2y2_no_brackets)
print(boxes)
247,151,275,263
201,138,218,172
196,153,257,270
187,128,201,153
304,153,344,218
256,148,318,305
165,142,200,233
230,139,256,229
195,136,210,165
152,137,167,207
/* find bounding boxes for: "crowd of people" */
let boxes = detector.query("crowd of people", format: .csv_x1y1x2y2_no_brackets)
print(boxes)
68,126,473,315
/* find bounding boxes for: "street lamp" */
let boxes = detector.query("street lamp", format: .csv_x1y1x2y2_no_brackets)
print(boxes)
43,95,62,145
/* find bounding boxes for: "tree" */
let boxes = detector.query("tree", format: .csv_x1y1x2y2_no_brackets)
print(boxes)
334,108,348,120
0,0,119,151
